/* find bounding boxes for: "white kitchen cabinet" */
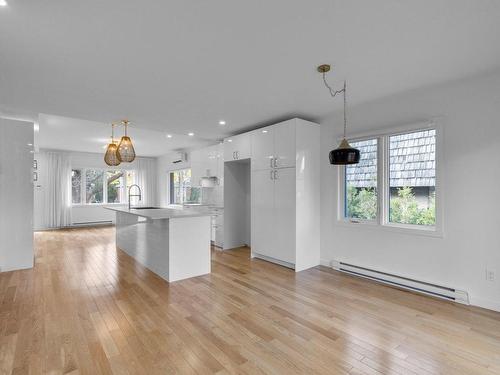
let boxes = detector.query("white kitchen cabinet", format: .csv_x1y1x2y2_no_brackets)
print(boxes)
211,207,224,248
274,120,296,169
250,126,274,171
205,145,220,177
251,119,296,170
224,133,251,161
190,148,204,186
250,118,320,271
211,211,224,248
190,144,223,187
216,143,224,187
272,168,296,264
250,169,275,260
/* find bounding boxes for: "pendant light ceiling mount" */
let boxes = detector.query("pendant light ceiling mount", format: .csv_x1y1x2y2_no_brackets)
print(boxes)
317,64,331,73
317,64,360,165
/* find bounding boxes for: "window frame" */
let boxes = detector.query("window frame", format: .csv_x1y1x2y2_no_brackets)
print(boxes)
337,119,444,237
71,168,136,206
339,136,381,225
168,168,202,205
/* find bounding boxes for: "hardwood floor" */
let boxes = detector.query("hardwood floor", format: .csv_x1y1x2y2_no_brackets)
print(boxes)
1,227,500,374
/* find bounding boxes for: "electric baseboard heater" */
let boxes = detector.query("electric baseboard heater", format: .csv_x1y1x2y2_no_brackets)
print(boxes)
332,261,469,304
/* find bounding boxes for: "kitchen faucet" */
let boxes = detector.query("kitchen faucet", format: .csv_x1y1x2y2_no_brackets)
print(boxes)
128,184,142,209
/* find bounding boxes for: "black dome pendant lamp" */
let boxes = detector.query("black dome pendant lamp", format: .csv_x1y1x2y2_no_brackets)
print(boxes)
317,64,360,165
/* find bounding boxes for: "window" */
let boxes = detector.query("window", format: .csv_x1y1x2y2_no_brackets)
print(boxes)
86,169,104,204
71,170,82,204
340,125,440,233
169,169,202,205
106,170,125,203
345,139,378,221
389,129,436,226
71,168,135,205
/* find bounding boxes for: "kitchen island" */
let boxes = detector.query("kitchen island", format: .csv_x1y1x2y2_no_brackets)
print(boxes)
105,206,212,282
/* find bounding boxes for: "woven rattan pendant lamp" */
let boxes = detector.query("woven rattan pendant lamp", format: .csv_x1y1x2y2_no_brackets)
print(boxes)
117,120,136,163
104,123,121,166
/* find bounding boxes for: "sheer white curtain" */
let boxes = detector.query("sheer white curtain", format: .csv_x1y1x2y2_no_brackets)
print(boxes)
133,157,157,206
42,151,72,228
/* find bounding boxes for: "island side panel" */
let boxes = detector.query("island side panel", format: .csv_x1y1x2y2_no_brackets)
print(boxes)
168,216,211,282
115,212,170,281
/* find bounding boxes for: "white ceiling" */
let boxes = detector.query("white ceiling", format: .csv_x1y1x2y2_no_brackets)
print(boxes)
36,114,213,156
2,0,500,142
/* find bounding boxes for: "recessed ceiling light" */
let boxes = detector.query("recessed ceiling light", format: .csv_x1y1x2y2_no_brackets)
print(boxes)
166,134,172,138
0,0,8,7
219,120,226,126
262,130,268,133
227,139,232,143
188,132,194,136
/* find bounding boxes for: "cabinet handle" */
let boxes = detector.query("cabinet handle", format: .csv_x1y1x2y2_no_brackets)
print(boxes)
274,157,278,168
270,170,274,180
233,151,236,160
270,157,274,168
274,170,278,180
236,151,239,159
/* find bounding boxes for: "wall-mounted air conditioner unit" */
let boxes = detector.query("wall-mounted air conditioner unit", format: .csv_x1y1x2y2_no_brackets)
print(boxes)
172,152,187,164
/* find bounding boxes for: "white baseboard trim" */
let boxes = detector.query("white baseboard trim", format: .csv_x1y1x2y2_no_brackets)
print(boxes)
320,258,331,267
252,252,295,270
469,296,500,313
35,222,114,231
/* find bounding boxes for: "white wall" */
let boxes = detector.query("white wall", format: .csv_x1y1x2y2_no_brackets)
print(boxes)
320,69,500,311
0,118,34,271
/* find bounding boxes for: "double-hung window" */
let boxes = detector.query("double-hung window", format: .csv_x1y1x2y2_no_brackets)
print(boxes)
71,168,136,205
339,123,441,235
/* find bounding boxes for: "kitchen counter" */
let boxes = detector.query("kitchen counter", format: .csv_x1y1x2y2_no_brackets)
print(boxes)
105,206,214,220
105,206,211,282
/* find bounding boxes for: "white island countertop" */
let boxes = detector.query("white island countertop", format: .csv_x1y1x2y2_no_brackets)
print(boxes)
105,206,214,220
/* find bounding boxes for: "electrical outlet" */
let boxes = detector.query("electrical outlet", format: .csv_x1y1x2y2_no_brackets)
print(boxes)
486,268,495,282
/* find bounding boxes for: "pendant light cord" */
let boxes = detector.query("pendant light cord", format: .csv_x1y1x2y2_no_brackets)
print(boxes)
343,81,347,139
122,120,129,136
321,72,347,139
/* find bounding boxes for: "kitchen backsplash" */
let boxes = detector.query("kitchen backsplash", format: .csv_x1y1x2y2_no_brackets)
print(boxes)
201,185,223,206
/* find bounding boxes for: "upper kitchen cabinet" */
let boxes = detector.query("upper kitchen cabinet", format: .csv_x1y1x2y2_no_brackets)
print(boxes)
191,144,223,187
223,133,251,161
250,126,274,170
190,148,204,186
250,119,297,170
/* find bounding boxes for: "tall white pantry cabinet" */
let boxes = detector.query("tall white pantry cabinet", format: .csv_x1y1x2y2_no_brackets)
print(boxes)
224,118,320,272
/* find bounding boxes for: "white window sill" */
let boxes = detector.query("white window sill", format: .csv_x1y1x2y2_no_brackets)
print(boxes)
335,219,444,238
